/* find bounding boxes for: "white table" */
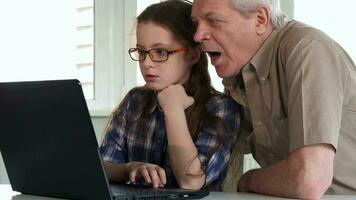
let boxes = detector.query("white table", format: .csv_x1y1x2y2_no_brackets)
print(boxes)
1,184,355,200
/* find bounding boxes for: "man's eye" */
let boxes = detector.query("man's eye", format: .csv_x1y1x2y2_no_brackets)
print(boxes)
207,18,217,24
207,18,222,26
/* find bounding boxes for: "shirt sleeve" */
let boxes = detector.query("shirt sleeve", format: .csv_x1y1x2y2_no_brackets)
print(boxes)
195,96,241,185
99,122,128,164
285,36,349,152
99,96,131,164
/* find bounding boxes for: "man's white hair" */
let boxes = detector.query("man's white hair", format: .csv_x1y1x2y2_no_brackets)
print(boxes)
230,0,287,29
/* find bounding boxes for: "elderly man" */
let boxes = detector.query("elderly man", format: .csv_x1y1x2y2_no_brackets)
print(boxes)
192,0,356,199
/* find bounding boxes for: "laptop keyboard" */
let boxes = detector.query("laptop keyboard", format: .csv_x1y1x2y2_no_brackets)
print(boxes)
111,184,192,200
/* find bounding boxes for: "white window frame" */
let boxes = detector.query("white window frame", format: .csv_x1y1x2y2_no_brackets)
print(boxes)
89,0,137,116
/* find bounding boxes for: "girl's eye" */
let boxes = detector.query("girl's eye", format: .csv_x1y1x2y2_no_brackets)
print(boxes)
137,49,146,56
157,49,167,55
155,49,168,56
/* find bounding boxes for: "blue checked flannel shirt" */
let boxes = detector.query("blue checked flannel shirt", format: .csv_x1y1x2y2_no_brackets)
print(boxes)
100,87,240,190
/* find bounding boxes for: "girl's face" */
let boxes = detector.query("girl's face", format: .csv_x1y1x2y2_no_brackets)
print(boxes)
136,22,194,91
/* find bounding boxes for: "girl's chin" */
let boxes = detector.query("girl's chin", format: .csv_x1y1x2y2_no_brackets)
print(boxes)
146,83,165,91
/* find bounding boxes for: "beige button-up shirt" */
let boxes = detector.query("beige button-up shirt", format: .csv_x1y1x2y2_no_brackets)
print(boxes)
224,20,356,194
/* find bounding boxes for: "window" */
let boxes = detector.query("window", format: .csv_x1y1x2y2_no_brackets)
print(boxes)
0,0,226,117
294,0,356,63
92,0,137,115
0,0,138,116
0,0,94,98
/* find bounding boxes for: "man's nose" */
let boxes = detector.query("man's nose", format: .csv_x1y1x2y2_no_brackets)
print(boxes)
194,25,210,42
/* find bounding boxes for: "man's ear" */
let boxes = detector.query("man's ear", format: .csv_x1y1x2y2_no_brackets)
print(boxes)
189,48,201,66
255,7,271,36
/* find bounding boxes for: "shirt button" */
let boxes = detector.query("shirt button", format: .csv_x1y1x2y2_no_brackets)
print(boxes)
157,140,161,144
256,121,263,126
260,77,266,82
269,153,274,158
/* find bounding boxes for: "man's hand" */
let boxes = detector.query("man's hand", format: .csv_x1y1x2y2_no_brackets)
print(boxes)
126,162,166,188
235,144,334,199
237,169,259,192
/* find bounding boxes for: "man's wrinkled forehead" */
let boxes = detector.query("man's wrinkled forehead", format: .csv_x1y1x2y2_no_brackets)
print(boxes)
192,0,233,20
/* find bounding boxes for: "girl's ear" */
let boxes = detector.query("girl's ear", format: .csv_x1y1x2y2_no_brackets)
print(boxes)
189,48,201,66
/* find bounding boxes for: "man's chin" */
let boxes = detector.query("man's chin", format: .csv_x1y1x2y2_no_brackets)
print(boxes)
214,64,228,78
215,66,238,78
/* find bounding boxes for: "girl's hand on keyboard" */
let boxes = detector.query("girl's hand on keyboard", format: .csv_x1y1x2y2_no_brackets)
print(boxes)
126,162,167,188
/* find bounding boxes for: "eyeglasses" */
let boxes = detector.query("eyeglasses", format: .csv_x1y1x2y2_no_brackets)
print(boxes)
128,47,188,62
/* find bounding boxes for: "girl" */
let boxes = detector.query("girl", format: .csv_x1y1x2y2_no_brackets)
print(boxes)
99,0,240,191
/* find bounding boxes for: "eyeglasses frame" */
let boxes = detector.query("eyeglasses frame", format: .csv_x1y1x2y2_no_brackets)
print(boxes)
128,47,188,62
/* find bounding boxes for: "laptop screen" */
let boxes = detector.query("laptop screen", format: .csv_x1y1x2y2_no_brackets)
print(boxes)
0,80,112,200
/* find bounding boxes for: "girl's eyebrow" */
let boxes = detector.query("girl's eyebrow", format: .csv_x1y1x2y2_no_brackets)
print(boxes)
151,43,171,48
136,43,172,49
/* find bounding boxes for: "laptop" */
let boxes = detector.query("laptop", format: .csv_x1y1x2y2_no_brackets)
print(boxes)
0,79,209,200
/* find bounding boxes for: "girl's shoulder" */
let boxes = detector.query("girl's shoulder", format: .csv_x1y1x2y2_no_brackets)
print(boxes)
206,93,242,115
120,86,156,117
207,93,240,107
123,86,153,103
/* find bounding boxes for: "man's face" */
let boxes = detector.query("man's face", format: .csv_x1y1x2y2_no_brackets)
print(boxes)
192,0,261,78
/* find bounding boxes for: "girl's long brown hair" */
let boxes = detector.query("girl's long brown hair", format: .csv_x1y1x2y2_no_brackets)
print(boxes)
106,0,231,176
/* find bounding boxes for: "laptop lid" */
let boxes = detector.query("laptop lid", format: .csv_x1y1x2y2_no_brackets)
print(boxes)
0,79,209,200
0,79,112,200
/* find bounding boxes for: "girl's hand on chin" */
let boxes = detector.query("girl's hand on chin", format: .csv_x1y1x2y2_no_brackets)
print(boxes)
157,84,194,111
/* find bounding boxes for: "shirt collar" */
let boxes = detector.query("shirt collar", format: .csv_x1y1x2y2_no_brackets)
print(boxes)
250,29,279,80
148,96,160,114
223,29,279,89
138,86,160,115
222,76,238,90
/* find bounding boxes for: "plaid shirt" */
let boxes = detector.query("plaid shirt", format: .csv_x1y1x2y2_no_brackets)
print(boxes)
100,87,240,190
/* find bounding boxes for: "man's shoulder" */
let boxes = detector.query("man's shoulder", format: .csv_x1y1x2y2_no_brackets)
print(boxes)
278,20,336,47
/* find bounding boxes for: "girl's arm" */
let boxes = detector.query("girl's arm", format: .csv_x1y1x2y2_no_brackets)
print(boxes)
100,88,166,187
158,84,204,189
164,103,205,189
158,85,240,190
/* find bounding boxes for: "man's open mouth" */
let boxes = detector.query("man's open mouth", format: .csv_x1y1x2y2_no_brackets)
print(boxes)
207,51,222,65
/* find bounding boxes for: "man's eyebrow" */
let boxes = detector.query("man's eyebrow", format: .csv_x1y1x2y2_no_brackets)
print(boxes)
192,11,222,20
205,11,221,18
